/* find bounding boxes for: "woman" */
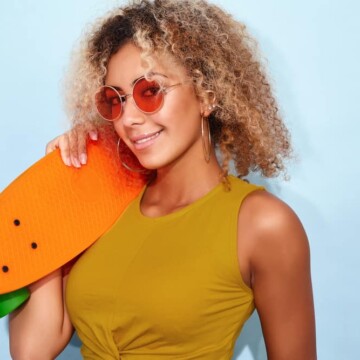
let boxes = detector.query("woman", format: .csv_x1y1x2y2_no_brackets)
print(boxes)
9,0,316,359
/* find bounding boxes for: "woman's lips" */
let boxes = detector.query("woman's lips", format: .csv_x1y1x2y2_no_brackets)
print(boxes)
130,130,162,150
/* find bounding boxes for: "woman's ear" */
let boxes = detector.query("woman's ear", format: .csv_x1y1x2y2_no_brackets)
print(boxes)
200,91,217,117
200,102,217,117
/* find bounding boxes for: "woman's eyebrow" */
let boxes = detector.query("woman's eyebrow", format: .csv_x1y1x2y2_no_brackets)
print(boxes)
130,72,168,86
107,72,169,90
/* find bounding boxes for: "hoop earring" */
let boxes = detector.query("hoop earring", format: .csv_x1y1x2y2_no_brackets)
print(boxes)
201,115,212,163
117,138,149,174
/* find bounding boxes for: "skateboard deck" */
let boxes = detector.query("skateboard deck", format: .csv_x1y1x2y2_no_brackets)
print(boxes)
0,143,144,315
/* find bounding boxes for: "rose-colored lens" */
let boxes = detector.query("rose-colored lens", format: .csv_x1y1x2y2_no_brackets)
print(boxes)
133,78,163,113
95,86,122,121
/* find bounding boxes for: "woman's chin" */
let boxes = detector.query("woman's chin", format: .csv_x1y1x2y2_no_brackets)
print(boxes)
136,155,167,171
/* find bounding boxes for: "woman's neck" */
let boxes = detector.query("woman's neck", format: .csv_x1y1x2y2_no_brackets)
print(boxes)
141,151,223,217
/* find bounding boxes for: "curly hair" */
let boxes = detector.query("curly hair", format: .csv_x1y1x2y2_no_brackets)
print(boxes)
63,0,291,179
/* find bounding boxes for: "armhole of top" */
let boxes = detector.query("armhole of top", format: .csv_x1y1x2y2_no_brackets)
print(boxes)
231,187,265,296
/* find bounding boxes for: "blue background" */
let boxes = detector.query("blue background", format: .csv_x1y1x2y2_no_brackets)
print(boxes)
1,1,359,359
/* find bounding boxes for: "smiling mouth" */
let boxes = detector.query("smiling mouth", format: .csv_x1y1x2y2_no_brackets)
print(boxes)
132,130,162,145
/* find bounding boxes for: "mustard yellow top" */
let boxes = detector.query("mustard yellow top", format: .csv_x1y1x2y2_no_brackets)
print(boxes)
66,175,264,359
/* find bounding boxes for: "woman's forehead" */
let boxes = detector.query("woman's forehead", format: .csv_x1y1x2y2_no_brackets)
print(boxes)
106,43,187,85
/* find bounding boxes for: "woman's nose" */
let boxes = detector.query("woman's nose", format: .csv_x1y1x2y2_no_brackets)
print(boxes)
120,98,146,127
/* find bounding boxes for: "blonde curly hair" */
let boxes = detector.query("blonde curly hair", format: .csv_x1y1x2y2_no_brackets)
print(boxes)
63,0,291,178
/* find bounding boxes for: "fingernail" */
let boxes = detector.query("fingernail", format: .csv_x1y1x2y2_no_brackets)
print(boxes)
80,153,87,165
90,131,98,141
64,157,71,167
72,156,81,168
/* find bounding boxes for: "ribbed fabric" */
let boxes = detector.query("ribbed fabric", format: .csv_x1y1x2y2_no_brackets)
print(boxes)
66,175,264,359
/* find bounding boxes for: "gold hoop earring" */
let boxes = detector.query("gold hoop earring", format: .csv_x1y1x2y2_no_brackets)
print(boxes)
117,138,149,174
201,115,212,163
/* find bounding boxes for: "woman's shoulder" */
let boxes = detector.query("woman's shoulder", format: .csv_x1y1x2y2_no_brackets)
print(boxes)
239,188,305,236
236,184,310,272
227,175,303,234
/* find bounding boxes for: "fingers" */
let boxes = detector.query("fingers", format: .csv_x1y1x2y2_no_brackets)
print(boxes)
45,135,71,167
78,133,87,165
88,127,98,142
58,134,72,167
68,130,81,168
45,124,98,168
78,124,98,165
45,139,58,155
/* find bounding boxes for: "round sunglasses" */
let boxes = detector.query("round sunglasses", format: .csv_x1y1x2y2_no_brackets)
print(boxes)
94,76,181,122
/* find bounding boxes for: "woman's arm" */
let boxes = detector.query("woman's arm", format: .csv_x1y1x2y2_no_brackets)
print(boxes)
8,125,95,359
9,269,74,360
238,191,317,360
8,126,95,359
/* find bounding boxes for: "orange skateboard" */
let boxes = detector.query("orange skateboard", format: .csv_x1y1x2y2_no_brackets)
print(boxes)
0,143,144,317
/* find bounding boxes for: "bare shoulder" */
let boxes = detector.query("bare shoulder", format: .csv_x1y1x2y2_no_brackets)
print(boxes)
239,189,305,235
237,189,310,271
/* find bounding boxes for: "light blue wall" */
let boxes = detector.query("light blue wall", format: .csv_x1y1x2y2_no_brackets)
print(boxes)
1,1,359,359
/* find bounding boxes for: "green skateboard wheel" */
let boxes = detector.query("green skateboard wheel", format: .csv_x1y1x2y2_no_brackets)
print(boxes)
0,288,30,318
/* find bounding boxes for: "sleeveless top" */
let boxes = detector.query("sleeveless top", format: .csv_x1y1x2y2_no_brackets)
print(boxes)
65,175,264,359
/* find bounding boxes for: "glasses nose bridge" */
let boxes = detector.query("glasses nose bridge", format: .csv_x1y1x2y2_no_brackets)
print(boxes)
120,92,133,105
121,90,143,114
120,92,147,124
